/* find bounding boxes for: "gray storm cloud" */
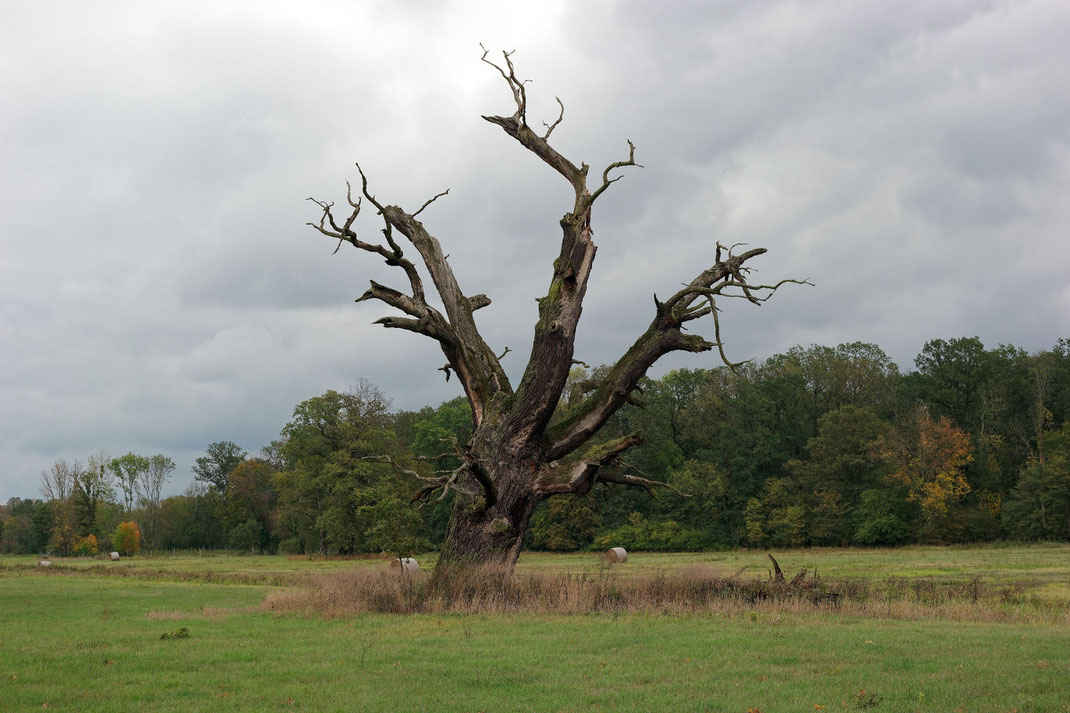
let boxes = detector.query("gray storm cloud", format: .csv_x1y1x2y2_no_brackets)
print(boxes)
2,0,1068,499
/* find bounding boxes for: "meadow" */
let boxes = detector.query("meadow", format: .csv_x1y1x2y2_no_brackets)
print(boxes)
2,545,1068,712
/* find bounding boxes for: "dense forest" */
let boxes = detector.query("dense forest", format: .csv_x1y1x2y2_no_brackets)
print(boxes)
3,336,1069,556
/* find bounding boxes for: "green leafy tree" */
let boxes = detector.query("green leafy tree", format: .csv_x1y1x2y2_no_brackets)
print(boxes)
601,375,685,487
192,441,247,499
74,451,115,536
759,478,808,547
224,459,278,553
681,365,813,509
594,511,708,552
356,485,430,559
657,459,734,546
911,337,994,431
787,405,891,545
528,497,601,551
156,484,224,550
907,338,1035,491
1003,423,1070,539
228,519,265,554
1004,462,1070,540
1049,338,1070,425
31,503,54,554
109,453,149,514
273,383,409,554
407,396,473,461
853,488,912,545
395,396,474,545
0,514,24,554
1,498,50,554
766,342,900,426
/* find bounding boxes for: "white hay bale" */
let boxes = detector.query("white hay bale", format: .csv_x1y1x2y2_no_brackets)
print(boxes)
109,552,120,561
39,560,51,567
389,557,419,573
605,547,628,563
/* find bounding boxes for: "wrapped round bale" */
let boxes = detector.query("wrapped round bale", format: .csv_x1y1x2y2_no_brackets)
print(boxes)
389,557,419,573
39,560,51,567
109,552,120,561
605,547,628,563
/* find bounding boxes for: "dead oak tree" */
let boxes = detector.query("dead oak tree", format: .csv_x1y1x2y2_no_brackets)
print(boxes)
308,50,807,571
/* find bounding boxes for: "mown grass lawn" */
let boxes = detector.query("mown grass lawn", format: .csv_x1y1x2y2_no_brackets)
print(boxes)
2,571,1068,713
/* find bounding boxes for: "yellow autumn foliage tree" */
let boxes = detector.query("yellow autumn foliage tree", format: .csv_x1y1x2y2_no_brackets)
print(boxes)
881,407,973,526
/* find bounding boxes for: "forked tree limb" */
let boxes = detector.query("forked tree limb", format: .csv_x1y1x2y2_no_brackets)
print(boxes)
310,162,512,425
594,469,683,496
589,140,642,204
543,97,565,139
543,247,809,460
480,51,644,449
363,455,488,504
533,433,644,497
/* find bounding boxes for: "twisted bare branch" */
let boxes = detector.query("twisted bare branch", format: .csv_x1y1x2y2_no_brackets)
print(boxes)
413,189,450,218
588,140,643,205
543,97,564,139
480,45,527,123
306,186,427,306
544,246,809,460
311,161,513,425
363,455,480,503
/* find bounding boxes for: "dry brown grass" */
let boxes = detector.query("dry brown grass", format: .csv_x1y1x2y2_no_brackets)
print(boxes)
259,562,1070,624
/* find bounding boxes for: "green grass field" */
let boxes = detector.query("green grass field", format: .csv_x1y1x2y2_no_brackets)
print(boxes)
2,546,1069,712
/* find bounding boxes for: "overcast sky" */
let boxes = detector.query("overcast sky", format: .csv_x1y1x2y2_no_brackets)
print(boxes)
2,0,1068,501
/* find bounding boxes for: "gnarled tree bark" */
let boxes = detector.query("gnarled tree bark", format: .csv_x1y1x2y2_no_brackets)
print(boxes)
307,49,808,573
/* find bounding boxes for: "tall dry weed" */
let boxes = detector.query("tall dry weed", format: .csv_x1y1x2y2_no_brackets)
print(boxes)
259,563,1070,624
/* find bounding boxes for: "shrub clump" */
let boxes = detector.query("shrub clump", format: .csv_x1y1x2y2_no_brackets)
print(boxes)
71,534,99,557
111,521,141,556
160,626,190,640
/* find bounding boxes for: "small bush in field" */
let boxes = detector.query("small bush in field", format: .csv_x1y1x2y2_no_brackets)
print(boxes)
112,521,141,556
72,534,99,557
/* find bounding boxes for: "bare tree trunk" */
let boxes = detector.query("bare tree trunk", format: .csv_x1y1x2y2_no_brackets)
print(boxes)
437,465,537,566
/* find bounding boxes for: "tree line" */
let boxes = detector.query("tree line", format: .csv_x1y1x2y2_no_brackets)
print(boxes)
3,451,175,556
3,336,1068,556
